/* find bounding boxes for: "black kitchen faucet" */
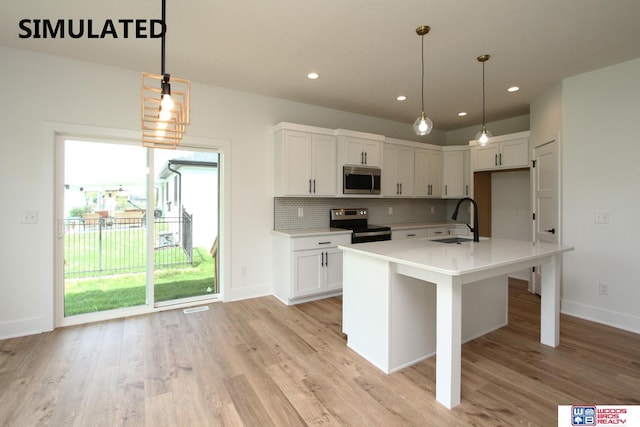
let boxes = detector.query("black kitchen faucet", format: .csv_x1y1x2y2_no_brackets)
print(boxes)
451,197,480,242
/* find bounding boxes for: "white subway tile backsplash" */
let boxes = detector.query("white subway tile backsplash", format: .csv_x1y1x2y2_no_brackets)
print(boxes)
274,197,450,230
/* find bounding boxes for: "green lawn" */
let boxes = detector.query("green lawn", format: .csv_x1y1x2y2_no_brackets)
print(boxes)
64,247,216,316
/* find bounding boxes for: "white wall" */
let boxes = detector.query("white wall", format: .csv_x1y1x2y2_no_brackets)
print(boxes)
0,46,444,338
560,57,640,333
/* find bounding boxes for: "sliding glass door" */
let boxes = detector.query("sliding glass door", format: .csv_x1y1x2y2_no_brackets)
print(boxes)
60,139,219,320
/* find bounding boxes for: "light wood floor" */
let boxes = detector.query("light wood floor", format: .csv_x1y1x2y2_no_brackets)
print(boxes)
1,280,638,426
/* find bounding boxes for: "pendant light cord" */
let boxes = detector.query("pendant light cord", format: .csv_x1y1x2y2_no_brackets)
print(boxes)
420,34,425,113
161,0,166,76
481,60,485,127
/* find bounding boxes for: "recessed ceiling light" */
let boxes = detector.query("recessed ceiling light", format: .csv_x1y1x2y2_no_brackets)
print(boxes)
457,112,467,117
307,72,320,80
396,95,407,101
507,86,520,92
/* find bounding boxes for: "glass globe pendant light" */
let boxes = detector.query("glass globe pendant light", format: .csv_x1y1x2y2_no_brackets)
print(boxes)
413,25,433,136
475,54,492,146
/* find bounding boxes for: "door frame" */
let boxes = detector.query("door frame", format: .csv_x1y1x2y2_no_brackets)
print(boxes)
49,122,230,328
531,132,562,294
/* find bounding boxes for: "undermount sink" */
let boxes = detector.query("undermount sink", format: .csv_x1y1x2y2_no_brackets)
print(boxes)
432,237,473,244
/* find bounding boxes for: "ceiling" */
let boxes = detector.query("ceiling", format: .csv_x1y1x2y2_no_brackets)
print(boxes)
2,0,640,131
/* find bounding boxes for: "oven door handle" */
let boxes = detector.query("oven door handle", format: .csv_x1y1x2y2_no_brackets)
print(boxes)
353,230,391,238
370,173,374,193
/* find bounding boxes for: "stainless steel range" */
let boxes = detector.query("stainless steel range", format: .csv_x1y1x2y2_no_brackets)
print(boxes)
330,208,391,244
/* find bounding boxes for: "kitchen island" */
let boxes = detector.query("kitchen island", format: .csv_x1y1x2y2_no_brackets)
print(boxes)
338,237,573,409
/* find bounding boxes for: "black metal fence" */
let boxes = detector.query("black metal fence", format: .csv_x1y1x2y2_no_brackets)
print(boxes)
64,208,193,278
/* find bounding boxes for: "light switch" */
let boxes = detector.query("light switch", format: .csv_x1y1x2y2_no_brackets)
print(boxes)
594,212,609,224
21,210,38,224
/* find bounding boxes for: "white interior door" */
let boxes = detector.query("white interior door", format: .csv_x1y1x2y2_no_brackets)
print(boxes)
532,139,559,293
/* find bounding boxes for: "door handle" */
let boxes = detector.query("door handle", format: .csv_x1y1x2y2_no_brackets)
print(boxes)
545,228,556,234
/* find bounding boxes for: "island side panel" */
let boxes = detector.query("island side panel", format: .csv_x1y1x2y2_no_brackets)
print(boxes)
389,264,437,372
342,251,392,372
461,275,508,342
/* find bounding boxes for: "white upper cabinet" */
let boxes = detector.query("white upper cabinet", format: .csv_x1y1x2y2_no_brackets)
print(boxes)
471,131,530,171
415,148,442,198
336,130,384,167
442,147,470,199
274,124,337,196
383,144,415,197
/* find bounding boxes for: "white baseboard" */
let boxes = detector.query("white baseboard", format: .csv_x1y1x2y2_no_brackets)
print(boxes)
0,316,53,340
561,299,640,335
225,282,272,302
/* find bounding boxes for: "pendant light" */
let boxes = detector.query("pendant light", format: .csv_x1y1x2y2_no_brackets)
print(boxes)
413,25,433,136
475,54,492,146
141,0,190,148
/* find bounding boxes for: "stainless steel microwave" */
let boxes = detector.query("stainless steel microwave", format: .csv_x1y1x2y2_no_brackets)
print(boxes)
343,165,381,194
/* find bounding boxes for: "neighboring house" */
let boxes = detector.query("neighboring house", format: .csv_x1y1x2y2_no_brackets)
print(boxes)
157,154,219,250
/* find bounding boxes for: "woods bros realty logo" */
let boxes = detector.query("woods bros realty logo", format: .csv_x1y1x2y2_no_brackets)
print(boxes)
558,405,639,426
18,19,165,39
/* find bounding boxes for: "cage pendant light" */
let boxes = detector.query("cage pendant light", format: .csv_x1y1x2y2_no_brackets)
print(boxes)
141,0,190,149
475,54,492,146
413,25,433,136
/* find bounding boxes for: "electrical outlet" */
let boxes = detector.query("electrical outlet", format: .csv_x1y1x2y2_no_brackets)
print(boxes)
297,207,304,217
594,212,609,224
21,210,38,224
388,207,393,215
598,282,609,295
430,206,435,214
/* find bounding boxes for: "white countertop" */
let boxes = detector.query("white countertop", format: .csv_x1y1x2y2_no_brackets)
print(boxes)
272,227,352,237
339,237,573,276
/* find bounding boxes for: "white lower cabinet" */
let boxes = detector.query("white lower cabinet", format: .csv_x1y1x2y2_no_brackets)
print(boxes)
273,232,351,305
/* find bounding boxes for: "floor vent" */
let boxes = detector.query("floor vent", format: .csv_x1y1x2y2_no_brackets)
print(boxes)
183,306,209,314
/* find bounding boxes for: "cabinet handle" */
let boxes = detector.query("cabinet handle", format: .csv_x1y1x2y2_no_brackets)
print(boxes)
407,233,416,237
396,183,400,195
364,151,368,165
444,185,447,196
325,251,328,267
318,241,332,245
321,251,325,266
361,151,365,164
495,154,498,166
465,185,469,196
313,179,316,194
433,231,444,235
308,179,312,193
400,183,402,194
499,153,503,166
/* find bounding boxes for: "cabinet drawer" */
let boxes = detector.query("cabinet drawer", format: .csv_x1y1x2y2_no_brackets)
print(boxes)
292,233,351,251
427,227,448,237
392,228,428,240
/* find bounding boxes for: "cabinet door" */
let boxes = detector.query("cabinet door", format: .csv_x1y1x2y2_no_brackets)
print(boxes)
283,131,313,195
362,140,382,167
293,250,323,297
427,150,442,197
324,249,343,291
443,151,464,198
473,144,499,170
414,149,430,197
311,134,337,196
382,144,400,196
501,138,529,168
343,137,366,165
396,146,415,196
